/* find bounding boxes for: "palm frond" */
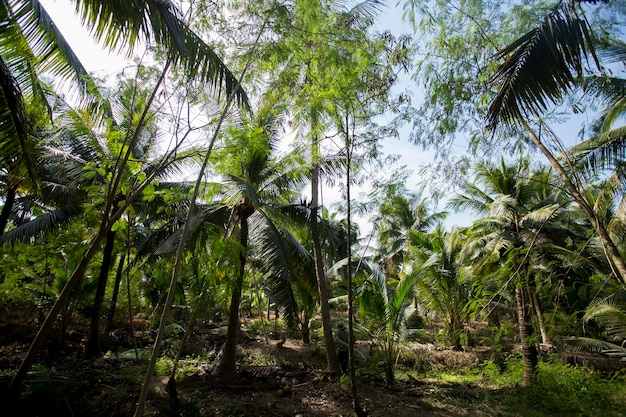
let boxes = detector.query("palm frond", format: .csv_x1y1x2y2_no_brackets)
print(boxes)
601,39,626,63
0,203,80,244
248,211,311,328
568,125,626,171
333,0,386,28
1,0,114,118
487,3,599,130
564,336,626,358
584,297,626,339
74,0,249,109
0,55,39,190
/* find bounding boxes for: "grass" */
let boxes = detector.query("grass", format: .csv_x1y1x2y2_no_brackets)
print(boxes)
397,353,626,417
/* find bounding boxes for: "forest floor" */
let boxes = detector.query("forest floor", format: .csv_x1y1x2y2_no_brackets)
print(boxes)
1,313,626,417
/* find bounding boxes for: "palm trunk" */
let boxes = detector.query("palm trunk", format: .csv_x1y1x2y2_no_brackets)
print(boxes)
215,213,250,379
515,285,537,387
311,135,340,375
524,122,626,285
85,230,116,358
302,310,311,344
526,275,551,347
104,253,126,334
0,185,16,235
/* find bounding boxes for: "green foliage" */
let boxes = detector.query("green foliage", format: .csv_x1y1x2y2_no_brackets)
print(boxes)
525,361,625,416
481,355,524,386
357,261,419,382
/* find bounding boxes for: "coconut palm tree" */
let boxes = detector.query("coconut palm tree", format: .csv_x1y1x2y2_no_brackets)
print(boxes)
211,108,309,379
449,157,579,386
486,0,626,285
373,183,447,280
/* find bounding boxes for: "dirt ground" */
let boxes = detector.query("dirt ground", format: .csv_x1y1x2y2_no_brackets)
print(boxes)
1,312,624,417
0,326,504,417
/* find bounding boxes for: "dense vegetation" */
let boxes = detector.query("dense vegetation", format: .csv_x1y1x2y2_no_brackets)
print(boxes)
0,0,625,416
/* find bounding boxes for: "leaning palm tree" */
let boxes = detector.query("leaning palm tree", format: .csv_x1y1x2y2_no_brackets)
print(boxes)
486,0,626,285
5,0,252,395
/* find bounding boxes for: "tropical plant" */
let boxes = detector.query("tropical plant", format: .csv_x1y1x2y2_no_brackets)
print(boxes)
357,260,418,383
449,157,582,386
211,106,309,379
408,225,470,349
565,296,626,361
372,182,447,280
486,0,626,286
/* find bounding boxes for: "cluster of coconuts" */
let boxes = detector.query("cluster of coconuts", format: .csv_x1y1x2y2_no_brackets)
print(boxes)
276,376,295,397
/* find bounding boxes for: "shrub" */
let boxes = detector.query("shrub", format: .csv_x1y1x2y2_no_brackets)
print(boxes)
526,360,617,416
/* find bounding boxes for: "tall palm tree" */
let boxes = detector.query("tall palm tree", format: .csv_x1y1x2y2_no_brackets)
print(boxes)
486,0,626,285
212,110,309,379
449,157,576,386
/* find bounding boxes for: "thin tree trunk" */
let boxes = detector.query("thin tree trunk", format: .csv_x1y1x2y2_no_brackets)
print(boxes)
168,296,201,417
133,24,265,416
85,230,117,359
515,285,537,387
104,253,126,334
8,224,107,393
0,185,16,235
215,213,250,379
311,134,340,375
524,122,626,285
344,118,366,416
526,275,551,347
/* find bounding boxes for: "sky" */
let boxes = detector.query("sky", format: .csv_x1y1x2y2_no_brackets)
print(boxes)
39,0,473,240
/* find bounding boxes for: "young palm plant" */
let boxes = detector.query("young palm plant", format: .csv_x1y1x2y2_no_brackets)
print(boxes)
408,225,470,350
356,260,418,383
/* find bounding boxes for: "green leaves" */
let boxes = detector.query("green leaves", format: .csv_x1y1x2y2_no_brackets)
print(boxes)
73,0,249,108
487,2,600,130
